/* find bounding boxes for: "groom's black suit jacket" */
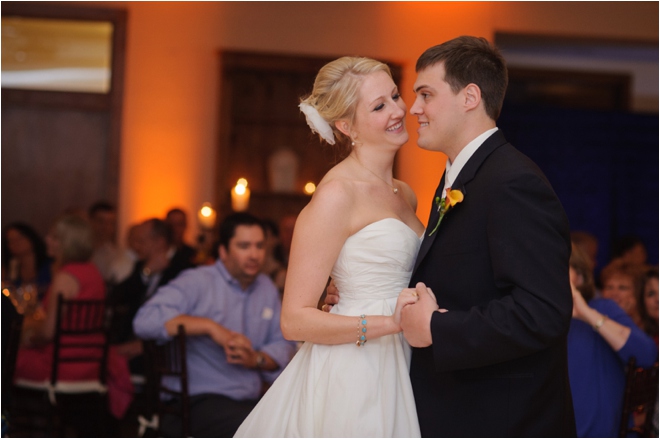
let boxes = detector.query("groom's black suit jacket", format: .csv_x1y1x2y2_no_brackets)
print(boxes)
409,130,576,437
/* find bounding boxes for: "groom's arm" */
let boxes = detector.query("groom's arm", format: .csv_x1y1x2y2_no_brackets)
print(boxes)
427,161,573,371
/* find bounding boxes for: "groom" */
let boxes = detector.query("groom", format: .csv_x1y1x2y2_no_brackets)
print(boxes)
400,36,576,436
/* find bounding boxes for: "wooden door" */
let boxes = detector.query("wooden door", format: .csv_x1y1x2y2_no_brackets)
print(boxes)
1,3,126,235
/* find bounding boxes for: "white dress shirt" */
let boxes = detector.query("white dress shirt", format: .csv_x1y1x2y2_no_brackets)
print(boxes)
442,127,499,195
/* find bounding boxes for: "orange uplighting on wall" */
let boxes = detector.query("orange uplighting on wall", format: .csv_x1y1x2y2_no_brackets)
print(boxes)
112,2,657,239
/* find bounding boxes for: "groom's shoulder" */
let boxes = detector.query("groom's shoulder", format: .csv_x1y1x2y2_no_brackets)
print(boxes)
485,142,549,182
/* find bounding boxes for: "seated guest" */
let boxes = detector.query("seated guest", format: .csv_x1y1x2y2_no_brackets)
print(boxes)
277,214,297,266
133,213,296,437
571,230,600,290
568,244,657,437
109,223,143,285
1,222,52,299
89,201,122,284
165,208,198,267
109,218,194,371
637,267,659,439
2,292,21,413
571,230,599,271
639,267,659,344
601,263,645,329
261,219,287,297
15,214,133,421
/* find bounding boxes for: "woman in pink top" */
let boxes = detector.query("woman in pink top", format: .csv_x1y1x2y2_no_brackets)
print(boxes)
15,214,132,420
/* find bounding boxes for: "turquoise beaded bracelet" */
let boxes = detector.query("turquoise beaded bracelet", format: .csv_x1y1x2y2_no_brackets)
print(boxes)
356,314,367,347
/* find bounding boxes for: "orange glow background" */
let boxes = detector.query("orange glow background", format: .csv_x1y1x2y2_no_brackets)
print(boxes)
91,1,657,241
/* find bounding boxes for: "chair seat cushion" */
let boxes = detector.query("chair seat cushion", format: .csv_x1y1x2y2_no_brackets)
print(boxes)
14,378,107,404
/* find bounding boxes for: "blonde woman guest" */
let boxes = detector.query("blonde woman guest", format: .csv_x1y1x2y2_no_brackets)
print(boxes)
235,57,423,437
14,215,133,423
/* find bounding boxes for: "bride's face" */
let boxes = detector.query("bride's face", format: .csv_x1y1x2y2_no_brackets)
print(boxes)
352,71,408,148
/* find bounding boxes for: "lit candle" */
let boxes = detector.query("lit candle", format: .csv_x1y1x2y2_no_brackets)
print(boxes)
198,202,217,229
231,179,251,211
304,182,316,195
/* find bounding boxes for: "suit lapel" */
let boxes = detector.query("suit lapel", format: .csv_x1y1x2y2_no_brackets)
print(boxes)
450,130,507,191
414,173,445,272
412,130,508,274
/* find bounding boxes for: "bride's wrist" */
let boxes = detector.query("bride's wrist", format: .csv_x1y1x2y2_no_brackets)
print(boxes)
388,315,402,334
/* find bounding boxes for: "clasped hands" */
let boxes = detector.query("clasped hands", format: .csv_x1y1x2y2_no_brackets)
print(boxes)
209,324,261,369
324,281,447,348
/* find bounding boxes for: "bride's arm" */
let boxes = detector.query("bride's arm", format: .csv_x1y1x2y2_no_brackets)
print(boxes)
280,180,401,345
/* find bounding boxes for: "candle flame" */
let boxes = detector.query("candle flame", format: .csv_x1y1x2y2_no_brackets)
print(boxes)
198,202,217,229
304,182,316,195
200,206,213,217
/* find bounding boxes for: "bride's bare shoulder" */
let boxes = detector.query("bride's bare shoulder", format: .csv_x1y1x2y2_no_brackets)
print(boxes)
308,175,355,211
296,165,353,218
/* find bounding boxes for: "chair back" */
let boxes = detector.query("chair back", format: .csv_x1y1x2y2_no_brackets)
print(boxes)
50,295,110,386
143,325,190,437
2,309,24,399
619,356,659,437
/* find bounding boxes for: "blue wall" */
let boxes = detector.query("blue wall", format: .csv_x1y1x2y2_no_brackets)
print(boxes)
498,105,659,270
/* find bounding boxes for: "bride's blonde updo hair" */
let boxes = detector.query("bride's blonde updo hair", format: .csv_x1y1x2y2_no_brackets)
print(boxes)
300,56,392,158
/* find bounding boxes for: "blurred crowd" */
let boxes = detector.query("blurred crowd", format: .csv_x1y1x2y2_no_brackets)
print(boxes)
1,202,298,437
1,203,657,437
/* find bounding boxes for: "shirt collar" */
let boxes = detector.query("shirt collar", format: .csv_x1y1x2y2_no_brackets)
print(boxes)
444,127,498,191
215,259,259,293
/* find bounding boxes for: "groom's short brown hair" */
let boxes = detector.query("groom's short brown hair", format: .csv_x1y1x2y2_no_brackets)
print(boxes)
417,36,508,121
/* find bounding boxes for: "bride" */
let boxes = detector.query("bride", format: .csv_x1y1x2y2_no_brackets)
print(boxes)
235,56,423,437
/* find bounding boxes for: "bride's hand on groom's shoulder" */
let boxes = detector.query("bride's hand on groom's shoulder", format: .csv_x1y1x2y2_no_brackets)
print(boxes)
400,283,443,348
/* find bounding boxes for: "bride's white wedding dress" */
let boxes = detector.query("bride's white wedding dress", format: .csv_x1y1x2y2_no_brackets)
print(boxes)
234,218,422,438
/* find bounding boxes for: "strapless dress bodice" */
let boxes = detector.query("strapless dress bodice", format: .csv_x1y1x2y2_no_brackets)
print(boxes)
331,218,422,304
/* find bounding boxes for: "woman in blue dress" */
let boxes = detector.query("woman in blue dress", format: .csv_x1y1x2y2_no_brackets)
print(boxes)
567,243,657,437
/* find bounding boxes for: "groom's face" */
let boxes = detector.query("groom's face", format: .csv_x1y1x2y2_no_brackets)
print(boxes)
410,63,464,154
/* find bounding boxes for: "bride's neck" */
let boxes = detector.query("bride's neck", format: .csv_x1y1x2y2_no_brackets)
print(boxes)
350,150,395,180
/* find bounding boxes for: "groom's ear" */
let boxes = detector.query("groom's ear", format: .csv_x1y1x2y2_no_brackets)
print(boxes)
464,83,481,111
334,120,351,137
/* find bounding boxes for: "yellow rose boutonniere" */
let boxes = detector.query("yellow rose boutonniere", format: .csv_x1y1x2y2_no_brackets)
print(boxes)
428,188,464,236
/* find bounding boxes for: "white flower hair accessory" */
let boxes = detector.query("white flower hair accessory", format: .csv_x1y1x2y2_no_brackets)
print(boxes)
299,103,335,145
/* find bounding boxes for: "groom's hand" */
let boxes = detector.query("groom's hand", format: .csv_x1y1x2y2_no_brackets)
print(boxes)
401,282,443,348
321,279,339,312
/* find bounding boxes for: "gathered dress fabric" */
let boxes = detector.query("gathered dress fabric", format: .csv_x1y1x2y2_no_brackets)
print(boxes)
14,262,133,419
235,218,422,437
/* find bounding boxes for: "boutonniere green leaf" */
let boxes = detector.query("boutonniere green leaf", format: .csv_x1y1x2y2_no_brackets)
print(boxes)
428,188,464,236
